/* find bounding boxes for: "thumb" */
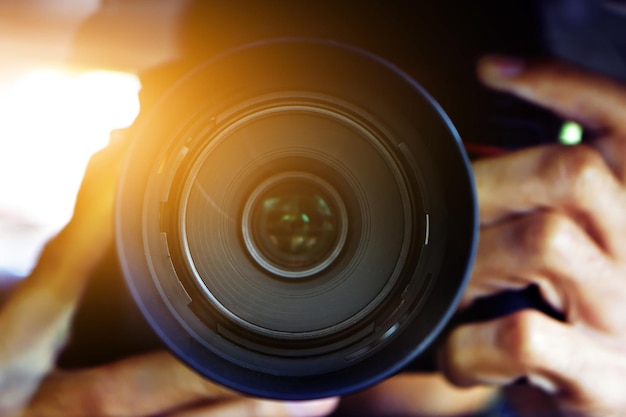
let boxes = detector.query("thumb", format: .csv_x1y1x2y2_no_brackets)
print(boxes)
441,310,569,391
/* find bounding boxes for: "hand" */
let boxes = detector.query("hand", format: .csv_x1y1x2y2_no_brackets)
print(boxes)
336,373,497,417
0,136,338,417
24,351,338,417
440,57,626,416
0,137,128,416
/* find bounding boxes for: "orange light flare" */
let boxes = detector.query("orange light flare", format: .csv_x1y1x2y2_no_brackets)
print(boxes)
0,67,141,276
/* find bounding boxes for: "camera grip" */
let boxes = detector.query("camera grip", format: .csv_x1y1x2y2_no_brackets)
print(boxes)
405,284,565,372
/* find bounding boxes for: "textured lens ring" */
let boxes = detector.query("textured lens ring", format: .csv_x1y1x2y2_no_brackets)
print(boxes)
176,101,411,338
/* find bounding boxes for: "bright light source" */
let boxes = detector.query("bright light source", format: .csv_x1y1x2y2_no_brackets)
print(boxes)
0,68,141,276
559,121,583,146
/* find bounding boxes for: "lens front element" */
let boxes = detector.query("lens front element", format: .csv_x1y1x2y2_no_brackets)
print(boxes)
243,172,348,279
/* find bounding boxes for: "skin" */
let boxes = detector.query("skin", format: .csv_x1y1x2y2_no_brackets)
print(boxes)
336,374,498,417
340,57,626,417
4,57,626,417
0,137,338,417
0,137,127,416
0,128,490,417
440,57,626,417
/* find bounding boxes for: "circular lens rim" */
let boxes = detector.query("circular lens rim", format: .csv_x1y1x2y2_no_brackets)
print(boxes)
116,38,478,400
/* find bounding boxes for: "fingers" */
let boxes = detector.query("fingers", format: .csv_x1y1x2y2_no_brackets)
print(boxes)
165,400,285,417
25,351,338,417
443,311,566,388
467,210,626,333
478,56,626,133
478,56,626,180
338,374,497,417
167,398,339,417
474,144,626,258
26,351,235,417
469,56,626,417
442,311,626,415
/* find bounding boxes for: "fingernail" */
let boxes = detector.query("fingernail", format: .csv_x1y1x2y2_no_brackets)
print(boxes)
283,399,339,417
478,55,525,84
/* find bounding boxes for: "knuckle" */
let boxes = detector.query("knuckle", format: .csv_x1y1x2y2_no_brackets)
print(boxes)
514,212,571,264
544,145,607,206
80,368,126,417
77,377,109,416
441,328,476,386
496,311,547,370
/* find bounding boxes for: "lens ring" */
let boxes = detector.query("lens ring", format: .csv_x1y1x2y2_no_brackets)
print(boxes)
175,100,409,338
117,39,478,400
242,172,348,279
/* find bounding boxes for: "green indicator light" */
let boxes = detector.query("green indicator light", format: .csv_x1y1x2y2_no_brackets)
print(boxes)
559,121,583,145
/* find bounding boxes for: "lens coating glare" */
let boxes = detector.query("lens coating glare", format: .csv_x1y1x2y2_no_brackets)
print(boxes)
256,185,336,266
243,173,348,278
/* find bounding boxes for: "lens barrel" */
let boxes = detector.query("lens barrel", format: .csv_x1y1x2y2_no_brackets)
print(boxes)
116,39,477,399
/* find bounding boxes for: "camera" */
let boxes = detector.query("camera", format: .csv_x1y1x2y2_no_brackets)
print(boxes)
62,0,605,400
113,2,479,400
117,44,477,402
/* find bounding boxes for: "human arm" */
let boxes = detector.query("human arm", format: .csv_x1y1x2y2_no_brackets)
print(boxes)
0,138,128,415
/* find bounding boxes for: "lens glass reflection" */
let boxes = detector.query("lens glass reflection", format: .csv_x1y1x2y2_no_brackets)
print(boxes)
243,173,347,278
254,183,337,268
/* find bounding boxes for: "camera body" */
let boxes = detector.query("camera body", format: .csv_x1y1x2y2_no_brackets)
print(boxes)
60,0,612,400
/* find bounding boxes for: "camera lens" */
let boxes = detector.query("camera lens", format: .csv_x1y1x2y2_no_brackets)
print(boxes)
117,40,477,400
243,172,348,278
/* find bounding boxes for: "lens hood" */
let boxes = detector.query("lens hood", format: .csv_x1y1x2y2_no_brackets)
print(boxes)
116,38,477,400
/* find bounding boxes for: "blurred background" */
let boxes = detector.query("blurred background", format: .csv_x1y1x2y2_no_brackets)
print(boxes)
2,0,625,279
0,0,188,277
